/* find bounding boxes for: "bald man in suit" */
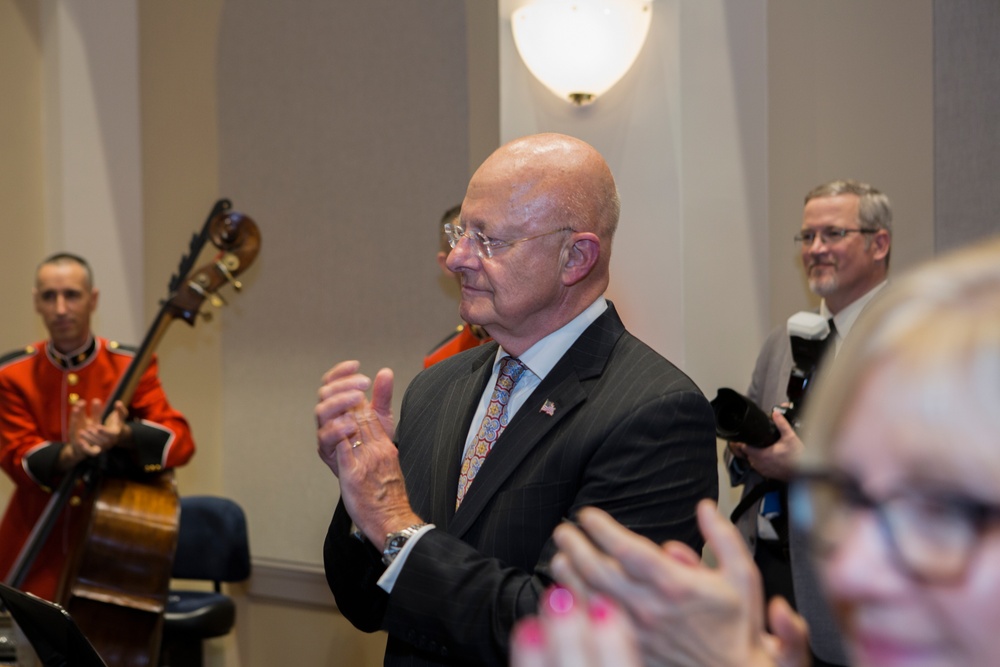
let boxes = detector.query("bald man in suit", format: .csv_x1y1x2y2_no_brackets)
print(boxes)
315,133,717,666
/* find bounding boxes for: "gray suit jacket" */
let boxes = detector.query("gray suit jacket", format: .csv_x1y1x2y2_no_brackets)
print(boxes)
726,322,848,665
325,304,719,666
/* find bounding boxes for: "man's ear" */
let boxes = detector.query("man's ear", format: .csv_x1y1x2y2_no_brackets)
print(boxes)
32,288,41,315
89,288,100,313
561,233,600,286
871,230,891,262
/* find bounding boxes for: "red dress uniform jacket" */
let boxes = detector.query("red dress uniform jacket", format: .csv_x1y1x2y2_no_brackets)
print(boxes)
423,324,491,369
0,337,195,600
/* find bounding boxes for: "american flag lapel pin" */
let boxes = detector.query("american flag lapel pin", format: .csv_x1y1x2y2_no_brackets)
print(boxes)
540,400,556,416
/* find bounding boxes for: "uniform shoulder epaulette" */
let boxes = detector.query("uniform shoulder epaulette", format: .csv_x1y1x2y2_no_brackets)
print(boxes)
106,341,139,356
0,345,39,368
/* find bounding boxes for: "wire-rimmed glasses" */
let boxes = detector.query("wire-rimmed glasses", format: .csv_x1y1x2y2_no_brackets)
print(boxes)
444,222,575,260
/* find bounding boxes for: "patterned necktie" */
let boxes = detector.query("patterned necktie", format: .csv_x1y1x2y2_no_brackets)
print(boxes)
456,357,527,508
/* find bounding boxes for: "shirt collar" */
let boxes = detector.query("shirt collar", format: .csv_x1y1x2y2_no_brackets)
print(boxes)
46,335,98,370
494,297,608,381
821,281,888,341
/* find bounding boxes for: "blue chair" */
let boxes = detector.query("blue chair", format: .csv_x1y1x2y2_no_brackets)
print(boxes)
159,496,251,667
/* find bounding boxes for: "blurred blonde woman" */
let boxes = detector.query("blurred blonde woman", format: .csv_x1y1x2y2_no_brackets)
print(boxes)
514,237,1000,667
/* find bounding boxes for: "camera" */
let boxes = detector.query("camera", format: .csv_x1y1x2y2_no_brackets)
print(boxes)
711,312,833,448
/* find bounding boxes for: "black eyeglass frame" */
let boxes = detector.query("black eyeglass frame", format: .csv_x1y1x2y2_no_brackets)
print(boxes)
793,227,879,247
790,469,1000,584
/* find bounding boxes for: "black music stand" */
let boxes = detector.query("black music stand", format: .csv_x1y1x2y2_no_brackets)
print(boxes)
0,583,107,667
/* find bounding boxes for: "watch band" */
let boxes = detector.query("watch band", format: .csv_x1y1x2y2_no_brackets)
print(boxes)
381,523,428,566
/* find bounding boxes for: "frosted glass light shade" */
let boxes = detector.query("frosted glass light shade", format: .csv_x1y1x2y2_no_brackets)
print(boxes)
511,0,653,105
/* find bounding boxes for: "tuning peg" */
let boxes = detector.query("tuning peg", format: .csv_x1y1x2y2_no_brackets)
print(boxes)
217,254,243,291
187,280,226,308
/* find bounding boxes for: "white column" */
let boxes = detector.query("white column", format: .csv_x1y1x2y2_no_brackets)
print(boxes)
42,0,143,344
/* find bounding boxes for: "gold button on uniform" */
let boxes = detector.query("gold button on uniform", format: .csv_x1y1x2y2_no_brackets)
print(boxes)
67,373,79,386
69,393,80,404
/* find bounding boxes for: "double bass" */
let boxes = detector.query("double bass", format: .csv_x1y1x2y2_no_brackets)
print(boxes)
3,200,260,666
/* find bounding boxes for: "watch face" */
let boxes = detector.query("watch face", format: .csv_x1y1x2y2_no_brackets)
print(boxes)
382,524,427,566
383,531,411,564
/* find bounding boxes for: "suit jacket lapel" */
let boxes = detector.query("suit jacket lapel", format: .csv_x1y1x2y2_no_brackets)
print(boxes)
426,346,496,530
448,304,626,537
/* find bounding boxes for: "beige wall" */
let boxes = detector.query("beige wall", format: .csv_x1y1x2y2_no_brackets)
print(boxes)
933,0,1000,251
139,0,227,498
0,0,45,505
40,0,147,342
0,1,45,349
212,0,476,570
0,1,946,665
768,0,935,326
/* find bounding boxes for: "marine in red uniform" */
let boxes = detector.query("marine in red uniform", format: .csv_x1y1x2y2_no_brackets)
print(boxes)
0,253,194,600
422,323,489,368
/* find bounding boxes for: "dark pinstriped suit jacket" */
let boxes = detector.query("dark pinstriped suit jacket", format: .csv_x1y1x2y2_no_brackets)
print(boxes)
324,304,718,666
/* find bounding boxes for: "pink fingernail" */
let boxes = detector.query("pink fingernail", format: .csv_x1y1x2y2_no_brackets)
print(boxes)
588,594,614,623
544,585,575,615
513,617,544,648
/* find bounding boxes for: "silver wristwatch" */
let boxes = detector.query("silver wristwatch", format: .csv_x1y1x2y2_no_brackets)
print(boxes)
382,523,427,566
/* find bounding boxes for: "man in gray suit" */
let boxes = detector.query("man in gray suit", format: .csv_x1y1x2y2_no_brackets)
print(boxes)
727,180,892,666
315,133,718,666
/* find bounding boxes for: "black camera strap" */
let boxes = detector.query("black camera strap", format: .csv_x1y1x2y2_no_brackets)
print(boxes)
730,478,784,524
732,478,791,548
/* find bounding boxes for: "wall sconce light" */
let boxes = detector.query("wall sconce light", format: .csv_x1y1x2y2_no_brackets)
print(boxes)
511,0,653,106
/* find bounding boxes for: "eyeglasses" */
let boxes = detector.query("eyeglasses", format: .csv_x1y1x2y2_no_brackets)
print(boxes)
444,222,575,260
790,470,1000,583
794,227,878,248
